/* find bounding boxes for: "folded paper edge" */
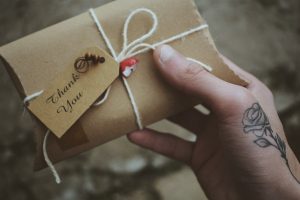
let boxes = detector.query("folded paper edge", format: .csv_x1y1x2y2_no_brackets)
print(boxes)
0,54,26,98
190,0,248,87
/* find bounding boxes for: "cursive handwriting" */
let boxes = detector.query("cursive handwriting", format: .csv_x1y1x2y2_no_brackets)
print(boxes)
57,92,83,113
46,73,80,104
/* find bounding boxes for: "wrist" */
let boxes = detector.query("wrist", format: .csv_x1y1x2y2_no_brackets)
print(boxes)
269,171,300,200
234,166,300,200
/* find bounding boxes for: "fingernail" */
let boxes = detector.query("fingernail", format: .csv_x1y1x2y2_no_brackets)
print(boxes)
159,45,175,63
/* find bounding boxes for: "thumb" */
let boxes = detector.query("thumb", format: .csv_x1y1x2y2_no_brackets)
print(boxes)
153,45,252,113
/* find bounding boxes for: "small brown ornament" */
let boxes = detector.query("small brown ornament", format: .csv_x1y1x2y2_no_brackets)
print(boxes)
74,53,105,73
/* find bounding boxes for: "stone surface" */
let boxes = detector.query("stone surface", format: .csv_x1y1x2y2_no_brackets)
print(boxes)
0,0,300,199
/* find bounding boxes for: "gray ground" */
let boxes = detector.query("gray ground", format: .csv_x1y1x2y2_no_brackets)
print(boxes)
0,0,300,199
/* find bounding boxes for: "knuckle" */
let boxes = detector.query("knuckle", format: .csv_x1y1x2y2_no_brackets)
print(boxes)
217,91,253,120
222,88,253,111
180,62,207,83
176,63,207,91
233,88,253,105
262,85,274,100
252,79,274,100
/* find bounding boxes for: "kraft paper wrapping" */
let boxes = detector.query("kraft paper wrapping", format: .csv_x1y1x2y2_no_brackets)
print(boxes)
0,0,246,170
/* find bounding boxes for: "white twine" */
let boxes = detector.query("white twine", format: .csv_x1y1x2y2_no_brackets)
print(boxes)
23,90,44,105
187,58,213,72
22,90,44,116
43,130,61,184
23,96,61,184
23,7,212,183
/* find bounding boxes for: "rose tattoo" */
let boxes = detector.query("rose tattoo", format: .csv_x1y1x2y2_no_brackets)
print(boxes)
242,103,271,137
242,103,299,184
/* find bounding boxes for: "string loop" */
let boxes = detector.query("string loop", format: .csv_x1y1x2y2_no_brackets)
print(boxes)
118,8,158,62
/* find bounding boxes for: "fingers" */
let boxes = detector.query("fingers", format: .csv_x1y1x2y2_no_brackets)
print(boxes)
168,108,208,134
127,129,193,164
153,45,256,115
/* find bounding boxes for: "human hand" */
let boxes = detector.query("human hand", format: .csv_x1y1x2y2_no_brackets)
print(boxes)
127,45,300,200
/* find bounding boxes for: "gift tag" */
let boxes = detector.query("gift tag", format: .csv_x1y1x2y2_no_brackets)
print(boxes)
28,47,119,138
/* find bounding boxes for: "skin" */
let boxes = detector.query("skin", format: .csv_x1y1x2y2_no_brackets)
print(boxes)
127,45,300,200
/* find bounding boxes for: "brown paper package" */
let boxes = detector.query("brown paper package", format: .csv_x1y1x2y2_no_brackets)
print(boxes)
0,0,247,170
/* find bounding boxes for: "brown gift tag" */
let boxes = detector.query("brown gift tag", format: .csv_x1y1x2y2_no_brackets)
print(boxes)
27,47,119,138
0,0,247,170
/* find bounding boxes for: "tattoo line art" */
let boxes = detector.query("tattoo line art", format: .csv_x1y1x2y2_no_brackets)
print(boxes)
242,103,300,184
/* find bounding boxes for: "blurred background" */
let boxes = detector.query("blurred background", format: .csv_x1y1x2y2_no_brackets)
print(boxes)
0,0,300,199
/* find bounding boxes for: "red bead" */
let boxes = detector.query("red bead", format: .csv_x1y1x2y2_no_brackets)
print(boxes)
120,58,139,77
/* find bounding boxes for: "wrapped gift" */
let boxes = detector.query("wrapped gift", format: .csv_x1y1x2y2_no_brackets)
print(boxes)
0,0,246,171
